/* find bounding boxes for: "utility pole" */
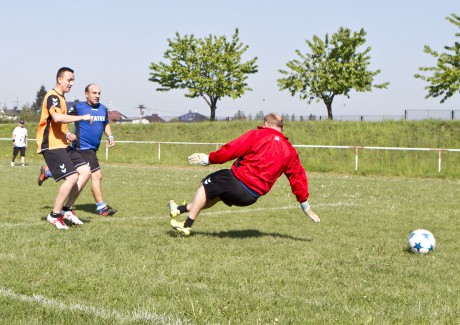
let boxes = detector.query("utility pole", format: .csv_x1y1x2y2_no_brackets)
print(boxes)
138,104,147,119
13,96,20,110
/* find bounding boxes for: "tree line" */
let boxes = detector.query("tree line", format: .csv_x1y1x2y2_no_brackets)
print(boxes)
149,13,459,121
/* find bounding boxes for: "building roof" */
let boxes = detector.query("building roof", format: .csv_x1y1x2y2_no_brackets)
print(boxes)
144,114,165,123
108,110,128,122
178,110,209,122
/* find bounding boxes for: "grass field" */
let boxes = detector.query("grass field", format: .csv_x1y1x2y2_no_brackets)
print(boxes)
1,160,459,324
2,120,460,178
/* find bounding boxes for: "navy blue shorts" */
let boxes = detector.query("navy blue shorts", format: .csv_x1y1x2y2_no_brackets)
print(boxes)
202,169,259,207
77,149,100,173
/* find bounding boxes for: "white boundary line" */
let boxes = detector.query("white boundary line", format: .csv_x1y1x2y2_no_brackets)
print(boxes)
0,202,356,227
116,202,356,221
0,287,189,324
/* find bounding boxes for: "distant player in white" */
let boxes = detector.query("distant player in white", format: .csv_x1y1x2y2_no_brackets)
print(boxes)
11,120,28,167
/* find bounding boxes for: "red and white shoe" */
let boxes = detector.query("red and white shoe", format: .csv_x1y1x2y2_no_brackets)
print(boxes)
47,214,69,230
62,209,83,225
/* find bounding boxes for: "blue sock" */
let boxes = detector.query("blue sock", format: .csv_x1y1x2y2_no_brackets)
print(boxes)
96,202,107,211
46,170,53,178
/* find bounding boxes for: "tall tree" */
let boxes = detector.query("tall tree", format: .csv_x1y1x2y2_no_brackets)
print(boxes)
31,85,47,113
414,13,460,103
233,110,246,120
278,27,388,120
149,29,258,121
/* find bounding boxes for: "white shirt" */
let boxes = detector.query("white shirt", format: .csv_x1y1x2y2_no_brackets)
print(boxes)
13,126,28,147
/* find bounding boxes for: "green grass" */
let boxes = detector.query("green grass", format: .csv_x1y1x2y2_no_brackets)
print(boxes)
0,161,459,324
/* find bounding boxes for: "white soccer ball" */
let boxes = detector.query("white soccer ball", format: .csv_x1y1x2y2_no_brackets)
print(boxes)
408,229,436,254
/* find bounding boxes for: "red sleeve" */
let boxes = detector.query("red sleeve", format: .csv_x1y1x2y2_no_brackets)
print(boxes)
209,130,256,164
284,152,309,203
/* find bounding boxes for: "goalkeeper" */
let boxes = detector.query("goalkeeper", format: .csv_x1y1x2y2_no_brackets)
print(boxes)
168,113,320,236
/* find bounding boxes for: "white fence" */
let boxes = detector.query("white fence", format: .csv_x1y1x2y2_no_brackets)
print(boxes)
2,138,458,173
107,140,460,174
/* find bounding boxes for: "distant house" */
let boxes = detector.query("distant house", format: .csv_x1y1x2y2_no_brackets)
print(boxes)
0,109,19,122
144,114,165,123
108,110,130,123
177,110,209,123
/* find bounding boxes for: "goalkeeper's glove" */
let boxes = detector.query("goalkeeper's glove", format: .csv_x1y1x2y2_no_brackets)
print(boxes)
300,201,320,223
188,153,210,166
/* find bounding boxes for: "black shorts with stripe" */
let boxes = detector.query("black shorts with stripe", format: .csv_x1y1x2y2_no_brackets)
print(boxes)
43,147,87,182
202,169,259,207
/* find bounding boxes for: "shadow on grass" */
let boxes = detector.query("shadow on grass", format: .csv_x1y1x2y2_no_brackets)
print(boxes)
40,203,97,224
168,228,312,241
74,203,98,214
40,203,97,215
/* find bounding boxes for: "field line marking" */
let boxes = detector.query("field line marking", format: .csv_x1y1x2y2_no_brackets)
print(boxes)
0,286,189,324
117,201,356,220
0,202,356,225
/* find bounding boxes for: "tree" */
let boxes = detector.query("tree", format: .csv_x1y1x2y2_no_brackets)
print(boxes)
414,13,460,103
233,110,246,120
278,27,389,120
255,110,264,120
19,103,39,123
149,29,258,121
31,85,47,113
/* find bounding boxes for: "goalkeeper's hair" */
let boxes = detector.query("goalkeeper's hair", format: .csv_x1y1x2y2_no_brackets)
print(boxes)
264,113,284,130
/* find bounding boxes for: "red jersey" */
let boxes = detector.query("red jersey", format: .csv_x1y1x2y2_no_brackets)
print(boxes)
209,126,309,202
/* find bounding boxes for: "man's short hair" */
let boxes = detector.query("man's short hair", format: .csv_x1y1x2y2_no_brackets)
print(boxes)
56,67,74,82
85,84,97,93
264,113,284,130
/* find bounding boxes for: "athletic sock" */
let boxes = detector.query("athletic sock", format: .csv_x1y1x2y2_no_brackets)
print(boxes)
96,202,107,212
45,169,52,178
184,217,195,228
178,205,188,214
62,206,72,212
50,211,61,218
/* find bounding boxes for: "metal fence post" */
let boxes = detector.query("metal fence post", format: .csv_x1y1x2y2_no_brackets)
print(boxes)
438,149,442,173
355,146,359,171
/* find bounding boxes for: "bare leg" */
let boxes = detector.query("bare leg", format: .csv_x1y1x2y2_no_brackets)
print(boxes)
90,169,103,203
186,184,220,220
52,173,79,214
64,164,91,208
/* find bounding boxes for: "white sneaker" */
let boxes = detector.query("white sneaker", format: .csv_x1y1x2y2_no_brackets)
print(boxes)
10,161,14,167
47,214,69,230
62,210,83,225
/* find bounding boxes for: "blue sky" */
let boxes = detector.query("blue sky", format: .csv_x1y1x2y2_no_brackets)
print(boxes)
1,0,459,118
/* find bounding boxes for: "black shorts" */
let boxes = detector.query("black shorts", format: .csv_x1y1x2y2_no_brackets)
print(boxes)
202,169,259,207
43,148,87,182
77,149,100,172
13,146,26,157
